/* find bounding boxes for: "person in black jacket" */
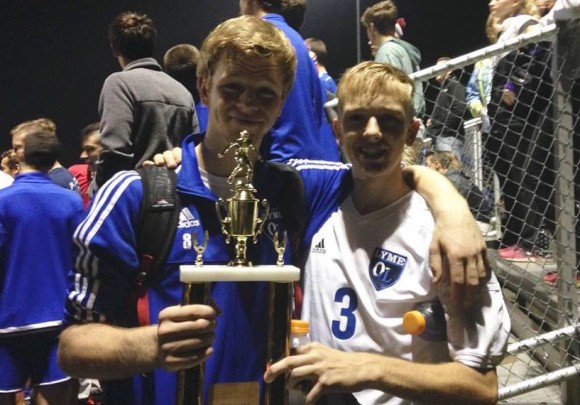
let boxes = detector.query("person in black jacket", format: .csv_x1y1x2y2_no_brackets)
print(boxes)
426,57,468,162
486,38,553,259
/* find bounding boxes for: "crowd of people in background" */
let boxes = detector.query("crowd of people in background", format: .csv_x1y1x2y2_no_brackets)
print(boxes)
0,0,579,404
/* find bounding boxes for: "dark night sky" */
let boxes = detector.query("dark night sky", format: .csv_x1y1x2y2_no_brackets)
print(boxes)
0,0,489,166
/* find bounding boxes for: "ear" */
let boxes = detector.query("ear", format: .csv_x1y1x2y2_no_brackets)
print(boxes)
332,117,343,146
406,118,420,146
110,44,119,58
198,75,210,106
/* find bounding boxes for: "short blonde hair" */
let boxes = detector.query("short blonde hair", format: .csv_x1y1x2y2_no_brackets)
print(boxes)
336,61,415,121
11,118,57,137
197,16,297,99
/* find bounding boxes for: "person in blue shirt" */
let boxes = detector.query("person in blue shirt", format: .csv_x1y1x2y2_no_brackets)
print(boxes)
11,118,82,195
163,43,209,133
240,0,341,163
305,37,338,95
58,16,300,405
0,128,83,405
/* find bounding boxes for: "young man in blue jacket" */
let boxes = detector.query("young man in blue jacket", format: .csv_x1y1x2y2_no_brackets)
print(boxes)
0,129,83,405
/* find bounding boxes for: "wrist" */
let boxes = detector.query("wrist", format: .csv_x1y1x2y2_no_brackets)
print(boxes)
363,353,391,390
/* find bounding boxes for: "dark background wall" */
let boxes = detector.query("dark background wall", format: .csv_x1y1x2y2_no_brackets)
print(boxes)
0,0,489,166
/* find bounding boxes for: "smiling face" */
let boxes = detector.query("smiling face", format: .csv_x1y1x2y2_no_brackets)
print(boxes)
80,130,102,170
195,16,296,158
199,55,285,152
335,93,415,181
334,62,417,182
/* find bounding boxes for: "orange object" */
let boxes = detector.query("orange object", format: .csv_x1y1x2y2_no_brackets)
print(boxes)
403,310,427,335
290,319,309,334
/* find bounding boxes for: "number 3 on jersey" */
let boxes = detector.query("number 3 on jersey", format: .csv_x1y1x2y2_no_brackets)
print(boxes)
332,287,358,339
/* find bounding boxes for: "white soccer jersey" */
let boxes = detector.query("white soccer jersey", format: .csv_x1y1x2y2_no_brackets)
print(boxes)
302,191,510,405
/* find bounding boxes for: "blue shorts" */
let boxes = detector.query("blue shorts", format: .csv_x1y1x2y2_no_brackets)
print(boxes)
0,330,70,392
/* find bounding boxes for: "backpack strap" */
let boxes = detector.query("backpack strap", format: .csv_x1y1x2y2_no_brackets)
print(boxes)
256,161,307,318
134,166,180,325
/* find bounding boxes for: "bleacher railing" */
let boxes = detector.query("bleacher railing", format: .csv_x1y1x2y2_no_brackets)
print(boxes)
414,20,579,404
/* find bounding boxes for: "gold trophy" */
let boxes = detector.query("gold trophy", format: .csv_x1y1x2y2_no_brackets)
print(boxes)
178,131,300,405
215,131,269,266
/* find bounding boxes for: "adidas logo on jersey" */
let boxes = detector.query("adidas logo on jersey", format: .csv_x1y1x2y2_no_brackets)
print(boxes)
311,238,326,254
178,207,200,228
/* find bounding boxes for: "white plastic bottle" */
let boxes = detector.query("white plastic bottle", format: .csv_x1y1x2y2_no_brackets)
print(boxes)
290,319,311,353
288,320,311,405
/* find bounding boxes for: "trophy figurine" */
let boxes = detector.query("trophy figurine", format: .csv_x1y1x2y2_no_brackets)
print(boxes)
215,130,269,266
178,130,300,405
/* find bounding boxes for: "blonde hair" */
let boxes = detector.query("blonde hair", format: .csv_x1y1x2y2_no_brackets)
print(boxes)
11,118,57,137
402,139,422,167
485,15,501,43
336,61,415,121
197,16,297,99
487,0,540,41
521,0,541,18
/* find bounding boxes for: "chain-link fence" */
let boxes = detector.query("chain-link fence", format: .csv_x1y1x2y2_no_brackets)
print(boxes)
413,19,580,404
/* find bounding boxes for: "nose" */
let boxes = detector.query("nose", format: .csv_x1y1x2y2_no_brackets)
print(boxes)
80,151,88,160
238,89,259,109
363,116,382,140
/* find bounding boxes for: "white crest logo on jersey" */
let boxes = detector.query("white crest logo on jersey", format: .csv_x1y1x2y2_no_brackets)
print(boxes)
311,238,326,254
178,207,200,229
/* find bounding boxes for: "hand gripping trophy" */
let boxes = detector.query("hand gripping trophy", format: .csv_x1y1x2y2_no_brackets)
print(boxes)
178,130,300,405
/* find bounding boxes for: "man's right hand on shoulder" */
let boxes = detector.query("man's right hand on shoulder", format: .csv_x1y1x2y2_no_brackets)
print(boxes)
157,304,218,372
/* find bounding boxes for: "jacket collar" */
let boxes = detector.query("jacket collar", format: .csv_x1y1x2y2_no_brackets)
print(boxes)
262,13,285,24
176,133,285,201
14,171,52,182
176,133,215,200
122,57,162,72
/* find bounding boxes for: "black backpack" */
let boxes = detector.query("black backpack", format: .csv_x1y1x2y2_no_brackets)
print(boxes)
134,166,181,290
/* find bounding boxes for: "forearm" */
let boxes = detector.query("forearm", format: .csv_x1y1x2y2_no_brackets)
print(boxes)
58,322,159,380
365,354,498,404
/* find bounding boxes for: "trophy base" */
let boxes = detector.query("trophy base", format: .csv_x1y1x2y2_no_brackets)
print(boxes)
180,264,300,283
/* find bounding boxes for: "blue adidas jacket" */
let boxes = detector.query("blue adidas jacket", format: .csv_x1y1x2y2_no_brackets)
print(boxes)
259,13,340,163
0,172,83,335
64,134,306,405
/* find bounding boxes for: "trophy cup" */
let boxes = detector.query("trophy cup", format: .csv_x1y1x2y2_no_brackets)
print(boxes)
178,131,300,405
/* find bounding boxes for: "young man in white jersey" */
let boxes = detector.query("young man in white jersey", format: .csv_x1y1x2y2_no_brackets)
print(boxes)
265,62,510,404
